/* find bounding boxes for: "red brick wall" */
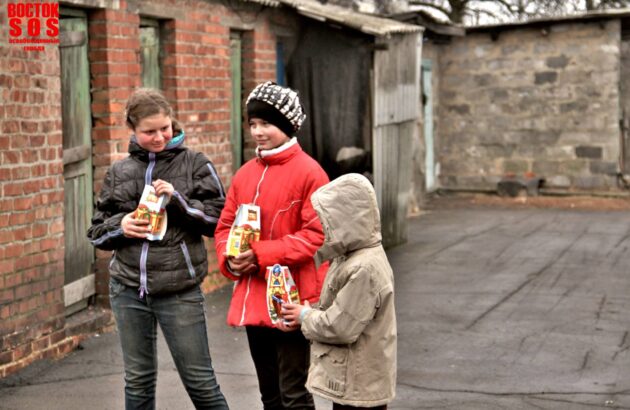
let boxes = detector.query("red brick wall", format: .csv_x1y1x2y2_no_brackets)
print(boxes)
0,6,67,376
242,25,277,161
88,7,142,303
0,0,281,377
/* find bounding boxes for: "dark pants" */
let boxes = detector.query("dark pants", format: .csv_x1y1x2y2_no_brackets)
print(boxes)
333,405,387,410
110,278,229,410
246,326,315,410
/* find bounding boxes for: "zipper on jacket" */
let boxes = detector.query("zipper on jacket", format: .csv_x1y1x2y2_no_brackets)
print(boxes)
138,154,156,298
139,242,149,298
239,275,253,326
145,153,156,186
180,241,196,279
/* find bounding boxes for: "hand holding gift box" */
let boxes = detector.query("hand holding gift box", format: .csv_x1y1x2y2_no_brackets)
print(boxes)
134,185,168,241
266,264,300,324
226,204,261,257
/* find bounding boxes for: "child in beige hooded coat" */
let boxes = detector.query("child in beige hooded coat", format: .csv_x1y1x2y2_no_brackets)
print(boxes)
282,173,397,410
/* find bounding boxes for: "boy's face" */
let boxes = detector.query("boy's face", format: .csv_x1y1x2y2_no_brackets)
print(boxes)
133,113,173,153
249,118,290,151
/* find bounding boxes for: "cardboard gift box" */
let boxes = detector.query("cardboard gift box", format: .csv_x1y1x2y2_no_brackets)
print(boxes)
134,185,168,241
226,204,261,257
266,264,300,324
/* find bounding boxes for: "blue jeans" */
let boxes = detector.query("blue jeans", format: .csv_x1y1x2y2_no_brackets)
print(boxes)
109,278,229,410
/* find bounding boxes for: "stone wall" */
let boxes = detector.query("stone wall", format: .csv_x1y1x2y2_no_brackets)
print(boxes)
432,20,622,191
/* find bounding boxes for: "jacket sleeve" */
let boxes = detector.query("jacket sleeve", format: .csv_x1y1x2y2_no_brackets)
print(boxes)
300,266,378,345
87,168,129,251
171,152,226,238
250,167,329,275
214,178,240,281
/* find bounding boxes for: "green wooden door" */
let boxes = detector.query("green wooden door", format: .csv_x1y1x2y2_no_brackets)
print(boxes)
140,19,161,89
60,11,94,314
230,33,243,171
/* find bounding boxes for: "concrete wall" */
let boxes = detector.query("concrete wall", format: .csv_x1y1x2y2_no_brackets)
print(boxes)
0,0,281,377
431,20,622,191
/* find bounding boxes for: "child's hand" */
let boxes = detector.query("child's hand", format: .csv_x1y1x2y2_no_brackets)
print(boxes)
121,212,151,238
281,300,311,327
152,179,174,200
225,250,258,275
276,319,300,332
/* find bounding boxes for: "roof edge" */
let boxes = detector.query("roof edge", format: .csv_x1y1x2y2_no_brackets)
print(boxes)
244,0,423,37
467,8,630,32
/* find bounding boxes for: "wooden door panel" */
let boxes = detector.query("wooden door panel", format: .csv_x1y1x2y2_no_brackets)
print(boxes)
59,12,94,310
140,21,160,89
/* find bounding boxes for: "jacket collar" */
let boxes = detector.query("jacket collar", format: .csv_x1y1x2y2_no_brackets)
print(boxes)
128,131,186,162
256,137,301,165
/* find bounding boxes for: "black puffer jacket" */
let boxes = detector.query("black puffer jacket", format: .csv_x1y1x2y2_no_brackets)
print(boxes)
87,135,225,296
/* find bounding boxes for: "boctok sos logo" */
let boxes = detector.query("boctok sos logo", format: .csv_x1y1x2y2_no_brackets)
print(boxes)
7,2,60,52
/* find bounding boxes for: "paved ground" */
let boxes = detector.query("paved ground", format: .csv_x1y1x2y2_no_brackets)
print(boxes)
3,203,630,409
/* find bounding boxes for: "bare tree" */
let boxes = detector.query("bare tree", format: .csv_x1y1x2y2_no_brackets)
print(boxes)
407,0,630,25
583,0,629,10
318,0,408,14
407,0,531,24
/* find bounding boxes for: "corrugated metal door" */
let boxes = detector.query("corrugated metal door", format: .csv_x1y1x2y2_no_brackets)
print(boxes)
60,10,94,314
373,32,422,247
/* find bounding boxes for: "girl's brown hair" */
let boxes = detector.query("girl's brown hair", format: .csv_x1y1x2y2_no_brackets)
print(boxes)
126,88,182,134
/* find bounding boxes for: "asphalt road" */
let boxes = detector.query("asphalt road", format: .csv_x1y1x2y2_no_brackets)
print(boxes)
2,206,630,409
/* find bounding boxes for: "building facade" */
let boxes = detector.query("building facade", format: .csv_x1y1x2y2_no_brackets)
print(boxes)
0,0,280,377
419,12,630,193
1,0,421,377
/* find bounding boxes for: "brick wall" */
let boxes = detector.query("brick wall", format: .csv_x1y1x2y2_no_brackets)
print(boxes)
0,0,281,377
0,7,68,376
242,24,278,161
89,7,142,303
87,1,279,305
431,20,621,191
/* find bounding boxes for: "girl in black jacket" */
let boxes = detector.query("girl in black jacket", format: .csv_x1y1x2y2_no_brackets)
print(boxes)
88,88,228,409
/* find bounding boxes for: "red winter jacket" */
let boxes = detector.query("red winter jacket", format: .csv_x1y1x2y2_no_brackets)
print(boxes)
215,139,330,327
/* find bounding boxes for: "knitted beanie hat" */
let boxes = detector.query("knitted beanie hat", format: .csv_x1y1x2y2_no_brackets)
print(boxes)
246,81,306,137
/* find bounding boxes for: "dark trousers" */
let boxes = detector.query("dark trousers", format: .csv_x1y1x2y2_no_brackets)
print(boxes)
246,326,315,410
332,405,387,410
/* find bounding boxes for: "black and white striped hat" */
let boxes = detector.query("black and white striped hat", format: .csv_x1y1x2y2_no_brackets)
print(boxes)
246,81,306,136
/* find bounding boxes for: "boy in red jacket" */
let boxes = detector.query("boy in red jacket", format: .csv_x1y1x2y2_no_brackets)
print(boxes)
215,82,329,409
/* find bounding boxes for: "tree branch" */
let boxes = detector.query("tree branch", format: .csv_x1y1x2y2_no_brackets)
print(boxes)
408,0,452,17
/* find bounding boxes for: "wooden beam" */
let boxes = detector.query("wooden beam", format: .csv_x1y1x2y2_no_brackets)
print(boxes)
63,274,95,307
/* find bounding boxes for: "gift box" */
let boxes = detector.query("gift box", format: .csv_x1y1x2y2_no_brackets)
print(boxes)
266,264,300,324
134,185,168,241
226,204,261,257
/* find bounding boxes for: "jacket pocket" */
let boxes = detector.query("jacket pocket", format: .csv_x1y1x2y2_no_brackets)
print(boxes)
180,241,196,279
310,342,348,397
109,277,125,299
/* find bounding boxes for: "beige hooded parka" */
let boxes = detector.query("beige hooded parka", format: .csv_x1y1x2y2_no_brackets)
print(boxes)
301,173,397,407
